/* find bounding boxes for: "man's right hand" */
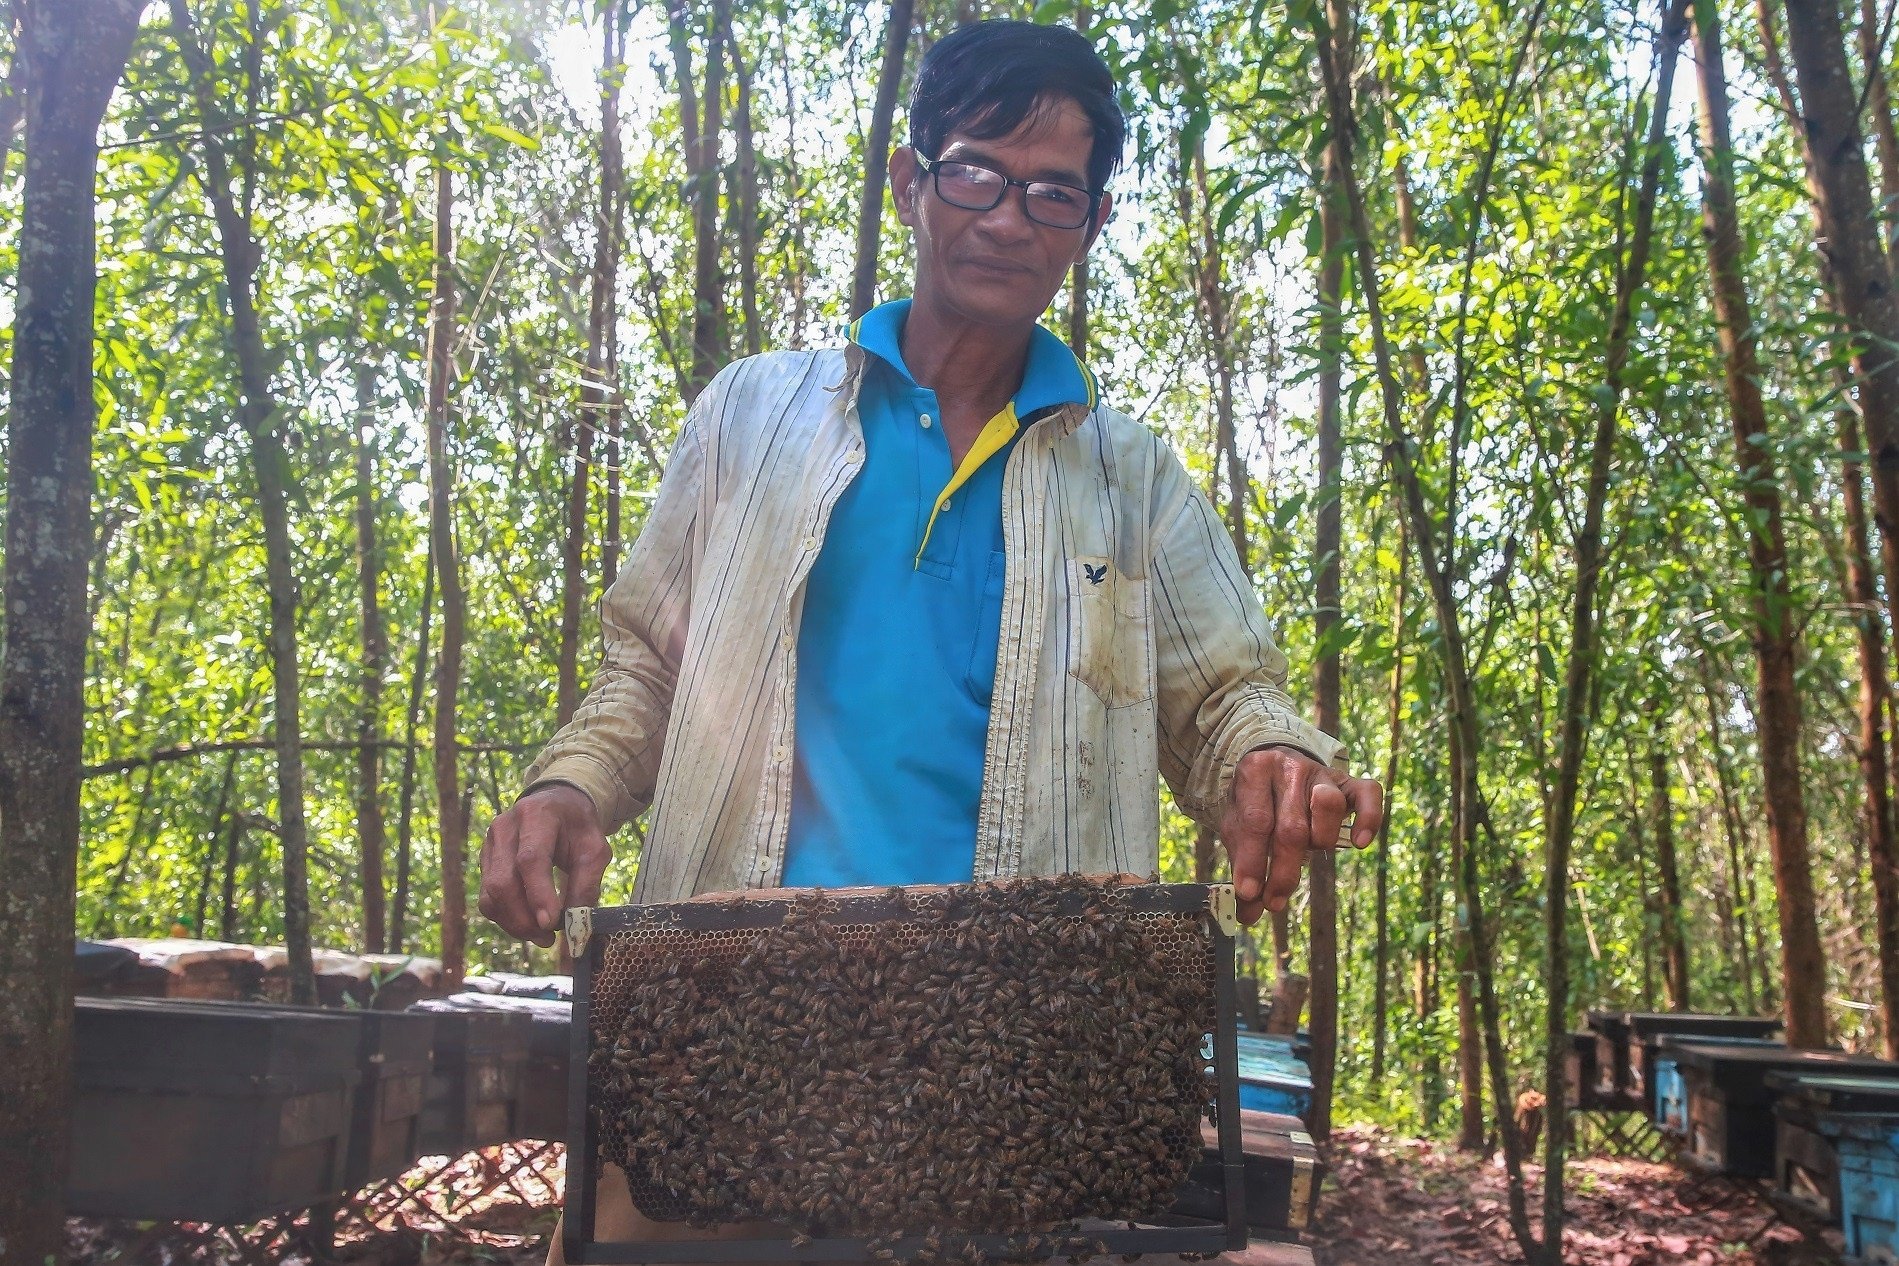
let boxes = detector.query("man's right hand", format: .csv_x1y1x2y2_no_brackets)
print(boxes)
478,784,611,949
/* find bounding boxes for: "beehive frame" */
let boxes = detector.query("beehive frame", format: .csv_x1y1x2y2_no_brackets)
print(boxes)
561,881,1248,1264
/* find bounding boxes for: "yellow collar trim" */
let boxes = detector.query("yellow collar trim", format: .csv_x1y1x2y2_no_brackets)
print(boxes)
915,402,1020,566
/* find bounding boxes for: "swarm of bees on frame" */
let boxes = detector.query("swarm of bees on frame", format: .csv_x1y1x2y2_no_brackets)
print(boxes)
590,874,1218,1251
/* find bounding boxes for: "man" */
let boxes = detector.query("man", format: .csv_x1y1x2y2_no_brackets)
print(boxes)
481,18,1383,1255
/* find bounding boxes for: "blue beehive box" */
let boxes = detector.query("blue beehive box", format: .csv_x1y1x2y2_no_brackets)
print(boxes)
1655,1036,1784,1135
1770,1073,1899,1262
1235,1032,1313,1123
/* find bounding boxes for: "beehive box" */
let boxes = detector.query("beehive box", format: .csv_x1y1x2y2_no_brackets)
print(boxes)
1586,1012,1637,1111
1622,1014,1782,1118
343,1010,437,1188
416,992,571,1143
69,997,360,1222
1811,1104,1899,1263
409,999,531,1155
1672,1044,1895,1178
1171,1110,1321,1235
1235,1032,1314,1123
1566,1031,1600,1111
1654,1035,1783,1136
1768,1072,1899,1236
561,877,1246,1264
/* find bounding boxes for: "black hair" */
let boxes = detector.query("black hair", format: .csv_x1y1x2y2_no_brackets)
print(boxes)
907,20,1126,196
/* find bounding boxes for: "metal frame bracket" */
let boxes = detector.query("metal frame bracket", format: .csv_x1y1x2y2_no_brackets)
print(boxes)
565,905,593,955
1207,884,1239,938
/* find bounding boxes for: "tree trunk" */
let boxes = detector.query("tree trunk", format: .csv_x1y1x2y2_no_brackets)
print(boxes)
1840,378,1899,1056
195,751,239,936
1309,12,1349,1136
0,2,23,186
561,2,626,727
714,0,760,356
668,0,723,397
1782,0,1899,768
1698,656,1763,1009
169,0,316,1006
1859,0,1899,262
1529,9,1692,1252
1372,521,1407,1079
1650,720,1690,1010
0,2,144,1254
392,537,434,955
1701,0,1830,1048
354,360,388,952
426,98,466,986
1309,6,1539,1253
849,0,916,318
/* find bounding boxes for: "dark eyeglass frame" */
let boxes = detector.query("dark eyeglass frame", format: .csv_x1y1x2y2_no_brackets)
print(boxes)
915,153,1104,231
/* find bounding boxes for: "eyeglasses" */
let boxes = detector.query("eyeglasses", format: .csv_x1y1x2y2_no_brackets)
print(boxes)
916,154,1102,231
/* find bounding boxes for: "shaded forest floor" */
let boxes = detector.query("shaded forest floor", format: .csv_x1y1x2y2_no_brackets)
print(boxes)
1309,1125,1847,1265
64,1127,1856,1265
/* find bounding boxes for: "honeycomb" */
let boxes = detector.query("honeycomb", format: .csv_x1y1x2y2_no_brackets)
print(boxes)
584,875,1221,1241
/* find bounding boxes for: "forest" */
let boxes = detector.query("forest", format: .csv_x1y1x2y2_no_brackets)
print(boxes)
4,0,1899,1259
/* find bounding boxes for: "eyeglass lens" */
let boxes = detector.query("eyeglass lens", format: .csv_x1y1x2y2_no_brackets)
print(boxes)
932,161,1093,230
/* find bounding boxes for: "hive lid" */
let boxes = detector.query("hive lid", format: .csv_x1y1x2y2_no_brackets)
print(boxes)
74,996,363,1086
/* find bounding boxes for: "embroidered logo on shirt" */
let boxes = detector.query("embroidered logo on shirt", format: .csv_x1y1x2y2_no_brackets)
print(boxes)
1083,563,1107,585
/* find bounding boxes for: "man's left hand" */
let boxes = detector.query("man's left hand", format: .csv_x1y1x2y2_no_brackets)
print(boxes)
1219,746,1385,925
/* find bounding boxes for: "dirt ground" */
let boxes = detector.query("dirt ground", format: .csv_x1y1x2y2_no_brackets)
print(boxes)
1307,1125,1848,1265
66,1126,1855,1265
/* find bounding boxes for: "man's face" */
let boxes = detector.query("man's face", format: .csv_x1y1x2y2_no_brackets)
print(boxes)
891,95,1112,331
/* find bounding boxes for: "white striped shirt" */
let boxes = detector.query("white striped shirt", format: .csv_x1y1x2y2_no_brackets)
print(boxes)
523,346,1343,903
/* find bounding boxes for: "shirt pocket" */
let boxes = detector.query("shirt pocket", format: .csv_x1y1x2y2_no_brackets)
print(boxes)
1065,555,1153,709
964,549,1008,703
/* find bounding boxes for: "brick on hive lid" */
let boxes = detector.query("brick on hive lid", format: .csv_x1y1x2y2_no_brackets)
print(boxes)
106,937,265,1001
361,952,446,1010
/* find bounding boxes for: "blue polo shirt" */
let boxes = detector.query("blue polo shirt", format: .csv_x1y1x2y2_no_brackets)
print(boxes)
780,300,1095,887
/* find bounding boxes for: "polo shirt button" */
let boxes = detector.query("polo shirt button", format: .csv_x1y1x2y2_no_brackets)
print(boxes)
939,498,951,511
773,746,788,762
919,414,933,429
802,537,817,551
780,633,793,651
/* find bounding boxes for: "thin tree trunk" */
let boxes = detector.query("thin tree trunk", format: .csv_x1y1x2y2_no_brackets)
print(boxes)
220,810,245,941
850,0,916,318
1373,521,1407,1079
1530,6,1691,1252
0,4,144,1253
354,359,388,953
196,751,239,936
714,0,760,356
1859,0,1899,262
1416,799,1443,1130
392,537,435,955
1309,6,1539,1253
669,0,723,397
1841,378,1899,1056
778,31,809,343
169,0,315,1006
1309,15,1350,1137
425,93,466,986
561,2,626,726
1782,0,1899,766
1650,719,1690,1010
1065,8,1091,357
0,2,22,186
1756,0,1899,1042
1699,657,1762,1008
1700,0,1829,1048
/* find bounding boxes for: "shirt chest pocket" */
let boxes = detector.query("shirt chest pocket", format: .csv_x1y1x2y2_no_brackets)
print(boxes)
1065,555,1153,709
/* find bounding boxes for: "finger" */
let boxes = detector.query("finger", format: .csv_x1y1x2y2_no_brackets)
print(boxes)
514,803,564,948
557,826,612,921
1347,778,1387,847
1263,757,1315,914
1222,757,1278,927
1309,778,1350,852
477,812,539,941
